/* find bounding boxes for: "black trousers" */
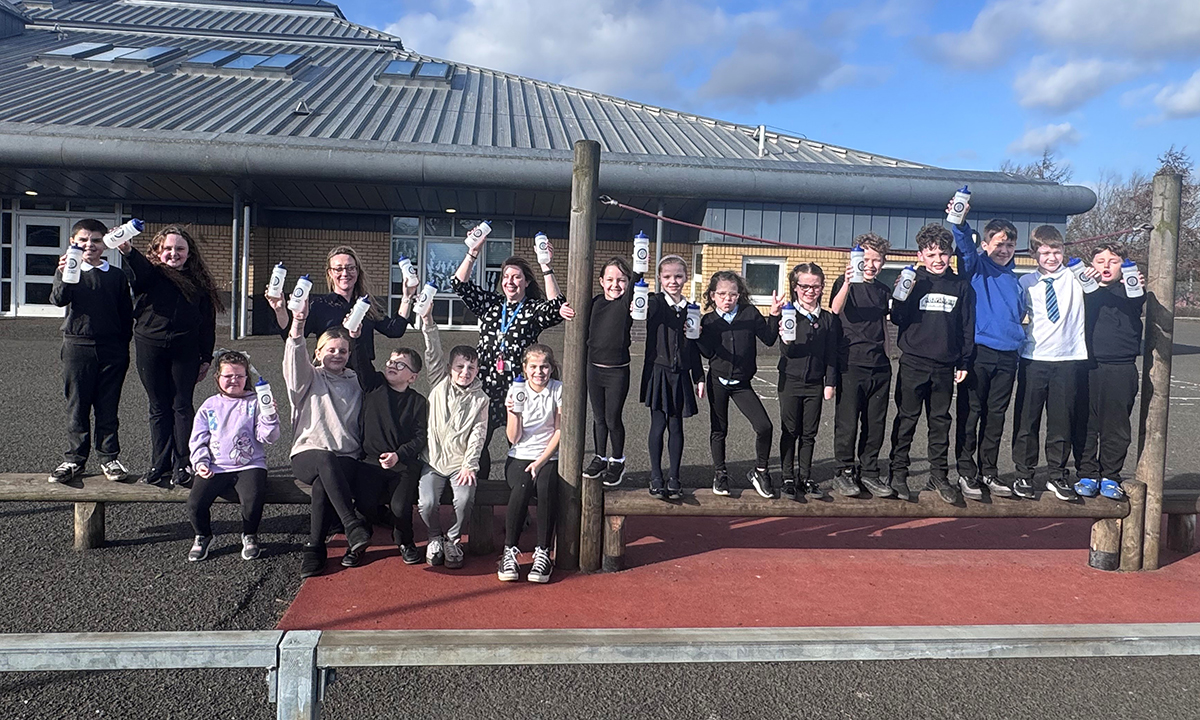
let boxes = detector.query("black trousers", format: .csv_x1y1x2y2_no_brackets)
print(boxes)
779,382,823,481
707,375,773,473
588,363,631,459
354,461,421,546
834,365,891,479
889,359,955,482
505,457,559,549
1011,359,1078,482
648,410,685,482
954,345,1018,480
291,450,361,546
477,419,500,484
135,339,200,475
62,342,129,465
1076,362,1138,481
187,467,266,537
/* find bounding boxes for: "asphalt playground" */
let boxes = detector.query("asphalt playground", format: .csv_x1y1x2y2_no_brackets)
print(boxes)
2,316,1200,718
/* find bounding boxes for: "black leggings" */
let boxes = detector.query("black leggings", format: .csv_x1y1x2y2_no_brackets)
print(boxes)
135,339,200,474
291,450,361,546
779,388,823,481
504,457,559,549
187,468,266,537
354,461,420,546
588,364,631,459
708,378,773,472
649,410,685,482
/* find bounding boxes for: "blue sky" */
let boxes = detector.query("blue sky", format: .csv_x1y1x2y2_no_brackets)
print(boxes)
333,0,1200,186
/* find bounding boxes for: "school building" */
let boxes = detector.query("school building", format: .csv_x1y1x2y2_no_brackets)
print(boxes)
0,0,1096,331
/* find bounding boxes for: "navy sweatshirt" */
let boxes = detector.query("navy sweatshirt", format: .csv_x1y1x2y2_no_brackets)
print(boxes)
587,280,636,366
952,221,1024,352
349,336,428,465
276,292,408,363
1085,283,1145,364
829,276,891,370
50,262,132,346
122,247,215,362
698,304,779,383
777,307,840,390
891,267,975,369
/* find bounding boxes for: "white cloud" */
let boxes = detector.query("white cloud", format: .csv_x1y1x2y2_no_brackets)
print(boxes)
1154,69,1200,119
698,26,839,104
930,0,1200,68
1014,57,1145,111
1007,122,1081,155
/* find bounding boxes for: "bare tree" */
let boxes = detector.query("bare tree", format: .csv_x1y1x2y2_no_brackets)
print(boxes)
1000,149,1074,183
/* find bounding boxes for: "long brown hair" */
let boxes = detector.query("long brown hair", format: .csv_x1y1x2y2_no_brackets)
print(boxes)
146,226,225,312
497,256,544,301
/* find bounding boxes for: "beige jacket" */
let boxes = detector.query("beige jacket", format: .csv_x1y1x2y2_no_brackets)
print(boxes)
282,335,362,458
421,321,489,476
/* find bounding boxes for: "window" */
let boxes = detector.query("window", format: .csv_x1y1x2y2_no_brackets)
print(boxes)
258,54,306,71
183,50,238,67
742,257,786,305
222,54,271,70
113,46,183,66
415,62,452,79
41,42,111,59
381,60,416,78
86,47,141,62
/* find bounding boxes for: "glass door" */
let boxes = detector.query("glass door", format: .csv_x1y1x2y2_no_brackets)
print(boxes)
16,216,71,317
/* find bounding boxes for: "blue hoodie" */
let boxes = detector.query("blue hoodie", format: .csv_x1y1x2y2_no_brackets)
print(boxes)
952,220,1025,352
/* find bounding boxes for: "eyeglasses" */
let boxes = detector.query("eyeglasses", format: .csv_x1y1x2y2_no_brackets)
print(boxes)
796,284,823,293
329,265,358,274
385,359,414,372
218,373,247,381
714,291,739,299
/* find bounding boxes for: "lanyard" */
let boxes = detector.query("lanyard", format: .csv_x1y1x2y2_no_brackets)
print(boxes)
497,299,525,363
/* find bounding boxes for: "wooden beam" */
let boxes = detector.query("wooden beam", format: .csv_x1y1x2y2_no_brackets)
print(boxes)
1167,514,1196,555
74,502,104,550
602,515,625,573
1089,518,1120,571
1120,480,1146,571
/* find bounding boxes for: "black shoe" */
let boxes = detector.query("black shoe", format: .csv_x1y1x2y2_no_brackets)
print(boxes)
649,477,666,499
666,477,683,500
300,543,326,578
959,475,984,501
399,544,423,564
802,480,826,499
927,477,961,505
1045,477,1079,501
139,468,167,487
832,468,862,497
171,467,193,488
891,475,911,501
712,472,731,496
747,468,774,499
781,480,797,499
860,475,895,498
602,460,626,488
982,475,1013,498
582,456,607,479
341,545,366,568
1012,477,1035,499
49,461,82,484
346,522,372,552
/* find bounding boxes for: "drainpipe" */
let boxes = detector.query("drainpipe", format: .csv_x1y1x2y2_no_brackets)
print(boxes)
757,125,766,158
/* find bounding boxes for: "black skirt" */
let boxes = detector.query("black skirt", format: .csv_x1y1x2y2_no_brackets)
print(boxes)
640,363,698,418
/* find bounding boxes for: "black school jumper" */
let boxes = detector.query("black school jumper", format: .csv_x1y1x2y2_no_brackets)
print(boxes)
698,305,780,474
777,307,839,482
830,276,893,481
50,262,133,466
273,292,408,363
640,294,704,483
888,268,975,484
587,280,635,460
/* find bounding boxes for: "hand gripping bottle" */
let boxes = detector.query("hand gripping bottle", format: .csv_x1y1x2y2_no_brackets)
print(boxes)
630,279,649,320
1121,259,1144,298
413,282,437,316
62,245,83,284
632,231,650,274
849,245,865,283
684,302,701,340
464,220,491,250
343,295,371,333
1067,258,1098,294
254,378,277,419
287,275,313,312
103,219,144,249
534,233,552,266
509,375,527,413
398,257,420,288
946,186,971,225
266,262,287,298
893,266,917,301
780,302,797,342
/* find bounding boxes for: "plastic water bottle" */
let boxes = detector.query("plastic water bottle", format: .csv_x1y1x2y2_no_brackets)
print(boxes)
266,262,287,298
287,275,313,312
684,303,701,340
946,186,971,225
342,295,371,332
254,378,276,419
893,266,917,301
413,282,437,316
630,279,649,320
398,257,420,288
780,303,797,342
632,231,650,274
464,220,491,249
62,246,83,284
1067,258,1099,294
103,219,144,249
534,233,552,266
849,245,865,283
1121,259,1144,298
509,375,527,414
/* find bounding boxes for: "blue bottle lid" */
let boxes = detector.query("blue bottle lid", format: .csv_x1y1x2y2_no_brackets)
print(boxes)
904,265,916,271
852,245,863,252
687,302,699,309
131,218,145,231
1067,257,1082,267
1121,259,1137,268
300,274,310,280
358,294,370,302
958,185,970,194
782,302,794,310
535,232,548,240
513,375,525,383
256,377,269,387
635,231,649,240
635,279,648,287
275,261,285,268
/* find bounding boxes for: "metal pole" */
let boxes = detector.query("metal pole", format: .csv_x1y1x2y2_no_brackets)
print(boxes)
240,203,251,338
230,192,241,341
562,139,600,573
655,200,664,280
1135,169,1182,571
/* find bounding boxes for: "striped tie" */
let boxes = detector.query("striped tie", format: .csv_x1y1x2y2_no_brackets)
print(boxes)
1043,277,1060,323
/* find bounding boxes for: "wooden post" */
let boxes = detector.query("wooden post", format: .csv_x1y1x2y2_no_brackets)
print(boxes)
1135,169,1182,570
74,502,104,550
561,139,601,573
1167,514,1196,554
1088,518,1120,571
1120,481,1146,572
602,515,626,572
467,504,495,556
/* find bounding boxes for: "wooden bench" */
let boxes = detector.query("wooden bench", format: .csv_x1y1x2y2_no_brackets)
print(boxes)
600,483,1149,572
1163,489,1200,554
0,473,509,556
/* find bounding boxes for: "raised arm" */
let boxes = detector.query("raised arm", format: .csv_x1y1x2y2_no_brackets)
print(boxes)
830,273,851,315
421,308,448,387
952,219,980,277
282,301,314,397
347,331,385,392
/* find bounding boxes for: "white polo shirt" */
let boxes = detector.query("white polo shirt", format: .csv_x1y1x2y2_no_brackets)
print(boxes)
1019,267,1088,361
508,379,563,461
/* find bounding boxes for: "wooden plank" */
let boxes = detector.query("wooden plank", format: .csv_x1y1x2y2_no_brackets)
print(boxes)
603,489,1128,519
73,502,104,550
602,515,624,573
1163,489,1200,515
